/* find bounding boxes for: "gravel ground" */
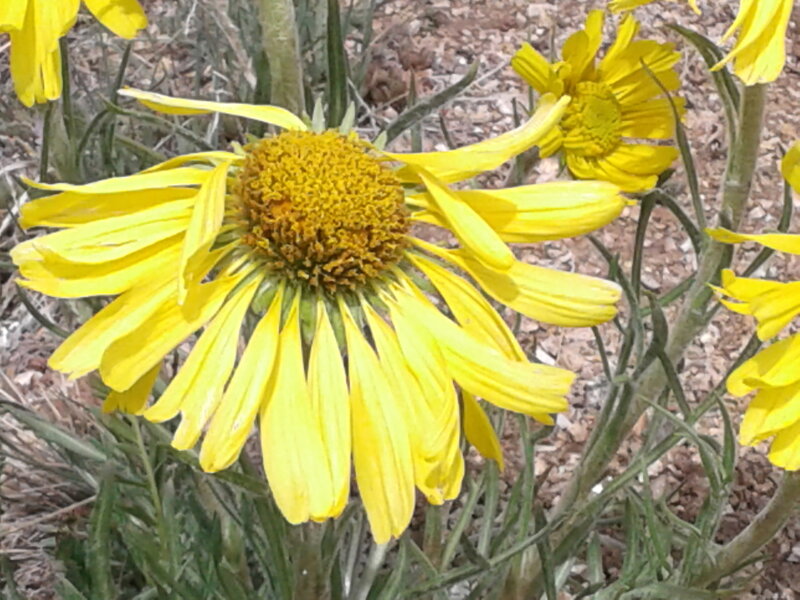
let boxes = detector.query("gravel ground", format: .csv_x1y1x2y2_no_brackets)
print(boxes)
2,0,800,597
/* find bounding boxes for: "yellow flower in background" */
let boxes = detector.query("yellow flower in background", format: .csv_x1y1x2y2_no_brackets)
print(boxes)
12,89,624,542
511,10,683,193
0,0,147,106
710,143,800,469
609,0,793,85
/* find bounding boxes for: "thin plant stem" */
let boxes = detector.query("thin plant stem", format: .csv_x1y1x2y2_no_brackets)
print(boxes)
254,0,306,115
514,83,768,595
350,542,390,600
690,471,800,588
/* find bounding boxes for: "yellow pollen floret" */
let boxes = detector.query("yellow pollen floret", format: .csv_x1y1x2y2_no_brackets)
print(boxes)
561,82,622,158
236,130,409,293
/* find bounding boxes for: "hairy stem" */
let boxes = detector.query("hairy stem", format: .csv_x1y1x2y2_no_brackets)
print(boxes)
691,470,800,588
254,0,306,114
516,83,768,594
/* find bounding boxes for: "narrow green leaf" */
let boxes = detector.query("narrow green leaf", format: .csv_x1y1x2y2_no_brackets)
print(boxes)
384,61,479,143
534,504,556,600
88,470,117,600
326,0,348,126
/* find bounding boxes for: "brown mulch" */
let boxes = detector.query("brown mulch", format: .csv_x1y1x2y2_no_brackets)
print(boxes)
2,0,800,597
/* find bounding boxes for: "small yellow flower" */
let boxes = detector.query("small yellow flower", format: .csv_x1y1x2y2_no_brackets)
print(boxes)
12,89,625,541
710,143,800,469
609,0,793,85
511,10,683,193
0,0,147,106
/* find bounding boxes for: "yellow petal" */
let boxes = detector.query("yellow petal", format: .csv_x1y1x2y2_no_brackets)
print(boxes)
178,161,231,302
781,142,800,193
367,300,463,503
145,275,261,450
414,168,513,271
385,285,572,418
717,270,800,340
0,0,28,31
13,199,193,265
119,88,308,130
200,285,284,472
103,364,160,415
739,382,800,446
387,94,570,184
728,334,800,396
462,391,505,470
20,187,197,229
83,0,146,39
767,417,800,470
99,265,248,392
22,168,212,195
414,239,621,327
307,300,351,516
708,227,800,255
261,293,337,523
15,236,183,298
140,151,243,174
511,43,562,95
410,180,625,243
408,253,525,361
340,301,415,543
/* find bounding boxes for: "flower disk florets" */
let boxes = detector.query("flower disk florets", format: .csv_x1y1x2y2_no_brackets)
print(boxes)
237,130,409,293
562,81,622,158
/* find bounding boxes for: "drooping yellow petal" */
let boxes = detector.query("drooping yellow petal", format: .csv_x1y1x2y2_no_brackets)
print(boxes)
144,275,261,451
410,180,626,243
261,293,337,524
0,0,28,31
99,266,249,392
408,253,526,362
385,285,573,419
119,88,308,131
178,161,231,301
713,0,793,85
15,236,183,298
369,300,464,503
307,300,351,517
22,167,212,196
708,227,800,255
200,286,284,472
727,334,800,396
414,168,514,271
340,301,415,543
102,364,160,415
83,0,146,39
140,151,243,174
781,142,800,193
13,199,193,265
462,391,505,470
767,417,800,471
387,94,570,184
414,239,621,327
739,382,800,446
20,187,197,229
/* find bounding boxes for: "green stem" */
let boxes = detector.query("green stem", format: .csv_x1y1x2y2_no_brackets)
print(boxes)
690,471,800,588
517,83,768,594
351,542,389,600
254,0,306,115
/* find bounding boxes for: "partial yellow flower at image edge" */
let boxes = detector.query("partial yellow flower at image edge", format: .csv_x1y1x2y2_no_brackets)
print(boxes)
608,0,794,85
12,88,625,542
0,0,147,106
709,142,800,469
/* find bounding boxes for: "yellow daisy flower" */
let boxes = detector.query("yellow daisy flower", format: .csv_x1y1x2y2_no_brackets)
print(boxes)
11,89,625,541
609,0,793,85
710,143,800,469
0,0,147,106
511,10,683,193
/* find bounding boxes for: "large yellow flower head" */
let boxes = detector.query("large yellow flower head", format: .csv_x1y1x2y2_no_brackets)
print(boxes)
0,0,147,106
511,11,683,193
710,143,800,469
12,89,626,542
609,0,794,85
